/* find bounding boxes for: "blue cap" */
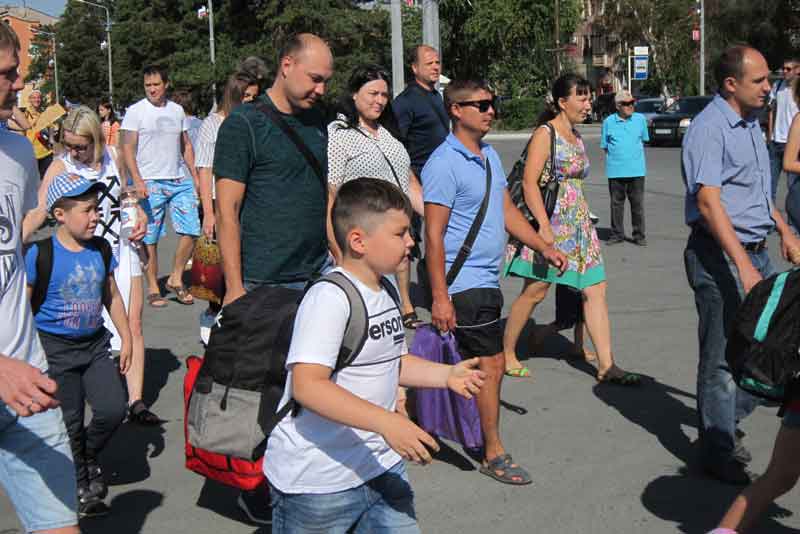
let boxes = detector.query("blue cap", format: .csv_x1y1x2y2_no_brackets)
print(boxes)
46,172,105,212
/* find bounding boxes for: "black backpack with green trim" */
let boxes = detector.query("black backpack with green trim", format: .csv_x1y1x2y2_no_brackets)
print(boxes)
726,267,800,402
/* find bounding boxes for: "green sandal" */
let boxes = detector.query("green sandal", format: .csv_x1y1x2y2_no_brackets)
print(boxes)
504,367,531,378
598,370,642,387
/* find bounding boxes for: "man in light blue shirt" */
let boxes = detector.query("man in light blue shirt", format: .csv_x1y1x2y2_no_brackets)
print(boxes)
423,79,565,486
682,45,800,486
601,90,649,245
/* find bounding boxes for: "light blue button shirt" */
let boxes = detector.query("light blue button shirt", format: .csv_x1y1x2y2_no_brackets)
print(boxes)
682,94,774,242
422,133,508,295
600,112,649,178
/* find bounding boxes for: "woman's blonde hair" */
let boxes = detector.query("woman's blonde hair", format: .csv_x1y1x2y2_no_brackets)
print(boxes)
61,105,105,164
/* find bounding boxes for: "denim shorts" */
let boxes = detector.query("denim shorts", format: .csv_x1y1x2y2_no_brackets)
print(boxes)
141,178,200,245
0,402,78,532
270,461,420,534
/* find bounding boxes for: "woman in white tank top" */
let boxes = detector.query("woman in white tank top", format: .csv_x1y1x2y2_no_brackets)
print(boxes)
35,106,163,426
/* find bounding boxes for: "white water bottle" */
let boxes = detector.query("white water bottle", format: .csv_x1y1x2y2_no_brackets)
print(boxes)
120,189,138,239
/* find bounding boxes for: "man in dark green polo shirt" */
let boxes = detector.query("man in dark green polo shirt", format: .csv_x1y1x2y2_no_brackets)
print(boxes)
214,33,334,306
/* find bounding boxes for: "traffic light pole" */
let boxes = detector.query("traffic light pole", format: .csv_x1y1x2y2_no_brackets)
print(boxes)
699,0,705,95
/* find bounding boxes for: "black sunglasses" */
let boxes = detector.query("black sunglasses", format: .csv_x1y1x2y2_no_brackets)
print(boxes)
63,140,92,152
619,100,635,106
456,99,495,113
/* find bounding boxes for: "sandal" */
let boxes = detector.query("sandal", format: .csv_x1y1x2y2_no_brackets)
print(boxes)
128,400,165,426
165,283,194,305
147,293,168,308
598,369,642,387
479,454,532,485
402,312,423,329
504,367,531,378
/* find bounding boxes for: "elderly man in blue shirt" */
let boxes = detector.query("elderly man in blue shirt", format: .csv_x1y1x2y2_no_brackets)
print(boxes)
601,90,650,246
683,45,800,486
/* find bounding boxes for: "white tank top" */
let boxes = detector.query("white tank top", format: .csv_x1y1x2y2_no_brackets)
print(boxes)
61,147,122,257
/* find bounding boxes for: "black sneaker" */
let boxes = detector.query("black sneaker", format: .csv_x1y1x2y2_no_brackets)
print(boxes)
87,460,107,500
237,486,272,525
128,400,164,426
78,486,109,518
633,237,648,247
705,459,755,486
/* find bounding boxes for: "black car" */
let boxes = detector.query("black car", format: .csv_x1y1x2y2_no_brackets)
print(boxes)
647,96,713,146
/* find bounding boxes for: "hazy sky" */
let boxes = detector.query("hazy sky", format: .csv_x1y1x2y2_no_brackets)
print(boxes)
10,1,64,17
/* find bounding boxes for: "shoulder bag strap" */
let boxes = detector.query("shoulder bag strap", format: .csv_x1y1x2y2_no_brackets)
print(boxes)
445,156,493,286
410,84,450,132
255,102,326,191
352,127,404,190
546,123,557,181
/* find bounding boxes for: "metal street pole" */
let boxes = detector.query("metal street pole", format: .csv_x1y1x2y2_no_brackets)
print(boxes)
73,0,113,104
555,0,561,76
390,0,404,98
699,0,705,95
33,29,58,104
422,0,440,66
209,1,216,107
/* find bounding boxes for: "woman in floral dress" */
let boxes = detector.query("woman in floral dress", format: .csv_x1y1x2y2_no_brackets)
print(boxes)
503,74,640,385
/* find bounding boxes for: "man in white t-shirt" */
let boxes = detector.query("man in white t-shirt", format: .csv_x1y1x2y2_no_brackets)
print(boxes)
121,65,201,308
768,56,800,202
0,22,80,534
264,178,484,533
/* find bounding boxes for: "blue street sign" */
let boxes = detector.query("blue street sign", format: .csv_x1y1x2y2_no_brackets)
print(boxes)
633,55,649,80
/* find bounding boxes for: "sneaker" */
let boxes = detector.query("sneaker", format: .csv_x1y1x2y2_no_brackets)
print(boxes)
87,460,107,500
78,486,109,518
237,487,272,525
606,236,624,246
633,237,648,246
589,212,599,225
704,459,755,486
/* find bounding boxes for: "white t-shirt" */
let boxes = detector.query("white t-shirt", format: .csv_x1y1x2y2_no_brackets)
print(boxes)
120,98,187,180
771,79,799,143
263,268,406,494
0,130,47,370
180,115,202,181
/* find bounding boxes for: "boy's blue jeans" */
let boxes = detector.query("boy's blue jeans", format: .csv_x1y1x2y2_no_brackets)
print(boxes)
684,228,772,467
269,461,420,534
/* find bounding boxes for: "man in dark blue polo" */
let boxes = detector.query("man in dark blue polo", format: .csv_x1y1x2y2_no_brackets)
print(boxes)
393,45,449,182
683,45,800,485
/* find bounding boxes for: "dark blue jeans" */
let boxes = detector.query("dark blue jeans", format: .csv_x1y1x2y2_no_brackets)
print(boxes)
769,141,786,203
786,172,800,233
684,229,773,467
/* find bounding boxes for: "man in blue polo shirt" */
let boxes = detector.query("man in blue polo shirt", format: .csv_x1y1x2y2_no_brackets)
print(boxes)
423,79,566,486
683,45,800,486
601,90,649,246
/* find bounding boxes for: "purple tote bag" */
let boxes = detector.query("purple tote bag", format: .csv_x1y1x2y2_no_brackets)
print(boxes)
410,325,483,449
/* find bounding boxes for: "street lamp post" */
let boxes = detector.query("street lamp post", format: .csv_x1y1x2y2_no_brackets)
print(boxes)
73,0,113,104
198,2,216,107
32,29,58,104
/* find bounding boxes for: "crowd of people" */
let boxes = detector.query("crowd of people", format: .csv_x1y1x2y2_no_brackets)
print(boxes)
0,19,798,534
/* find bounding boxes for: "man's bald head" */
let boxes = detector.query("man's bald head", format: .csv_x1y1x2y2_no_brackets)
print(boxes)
411,45,438,66
277,33,332,70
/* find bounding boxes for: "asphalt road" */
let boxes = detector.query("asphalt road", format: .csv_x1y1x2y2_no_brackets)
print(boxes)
3,126,799,534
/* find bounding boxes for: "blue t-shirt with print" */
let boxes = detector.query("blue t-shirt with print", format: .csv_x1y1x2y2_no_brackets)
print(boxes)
421,134,507,295
25,236,117,338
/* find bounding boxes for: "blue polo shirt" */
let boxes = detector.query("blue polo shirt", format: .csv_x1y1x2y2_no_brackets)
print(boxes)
422,134,507,295
601,112,649,178
682,94,774,243
393,82,449,178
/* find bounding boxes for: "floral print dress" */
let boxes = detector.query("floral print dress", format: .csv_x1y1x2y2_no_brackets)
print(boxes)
504,126,606,289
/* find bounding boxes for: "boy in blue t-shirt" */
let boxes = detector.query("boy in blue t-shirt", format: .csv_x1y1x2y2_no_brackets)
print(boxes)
25,172,133,518
264,178,486,533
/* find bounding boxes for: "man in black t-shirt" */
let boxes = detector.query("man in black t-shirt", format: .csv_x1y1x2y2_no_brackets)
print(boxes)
393,45,449,183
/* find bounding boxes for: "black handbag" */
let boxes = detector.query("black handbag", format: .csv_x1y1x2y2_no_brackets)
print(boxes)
507,123,558,237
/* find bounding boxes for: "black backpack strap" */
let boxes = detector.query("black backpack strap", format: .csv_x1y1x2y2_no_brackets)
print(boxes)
445,158,493,286
255,102,327,194
30,237,54,315
89,236,113,305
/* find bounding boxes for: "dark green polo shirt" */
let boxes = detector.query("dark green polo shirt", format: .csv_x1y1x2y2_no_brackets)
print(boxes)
213,95,328,284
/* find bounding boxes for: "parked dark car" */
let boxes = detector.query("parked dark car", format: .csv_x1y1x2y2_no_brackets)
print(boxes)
592,93,617,122
647,96,713,146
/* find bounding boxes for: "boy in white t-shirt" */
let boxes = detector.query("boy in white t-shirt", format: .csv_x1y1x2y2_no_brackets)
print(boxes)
264,177,485,533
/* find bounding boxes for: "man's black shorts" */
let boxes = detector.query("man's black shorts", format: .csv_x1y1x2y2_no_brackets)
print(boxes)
451,287,504,357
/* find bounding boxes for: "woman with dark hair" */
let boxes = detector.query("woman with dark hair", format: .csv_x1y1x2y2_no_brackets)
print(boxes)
502,74,640,385
327,64,424,415
98,99,120,146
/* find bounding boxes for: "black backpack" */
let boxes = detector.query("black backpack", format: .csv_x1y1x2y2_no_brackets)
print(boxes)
187,272,401,462
30,236,113,315
726,268,800,403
